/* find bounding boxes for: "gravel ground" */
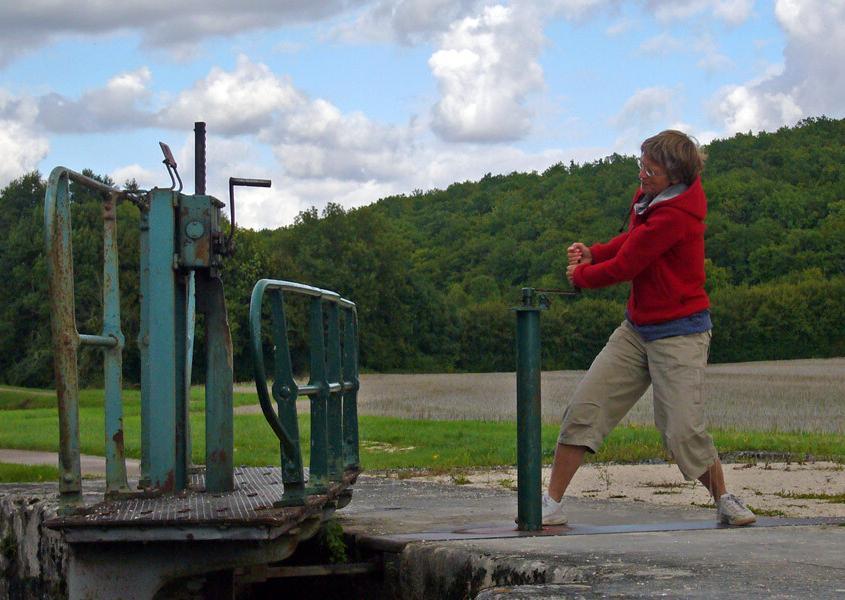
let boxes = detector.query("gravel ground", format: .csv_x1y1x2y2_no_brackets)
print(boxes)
388,460,845,519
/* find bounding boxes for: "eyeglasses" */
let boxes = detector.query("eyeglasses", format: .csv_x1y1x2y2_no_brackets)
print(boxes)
637,157,657,178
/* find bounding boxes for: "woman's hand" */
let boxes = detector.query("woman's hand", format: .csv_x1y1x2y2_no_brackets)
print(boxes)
567,242,592,266
566,264,577,285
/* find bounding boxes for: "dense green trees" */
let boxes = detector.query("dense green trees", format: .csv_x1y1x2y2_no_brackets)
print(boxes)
1,116,843,385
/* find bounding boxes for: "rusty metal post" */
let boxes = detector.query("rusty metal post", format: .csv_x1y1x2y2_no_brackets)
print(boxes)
44,168,82,505
173,270,190,491
198,271,234,493
46,167,133,504
102,193,130,496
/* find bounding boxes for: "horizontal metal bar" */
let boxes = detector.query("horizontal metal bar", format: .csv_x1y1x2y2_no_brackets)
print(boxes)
66,170,120,195
254,279,356,311
290,381,356,397
78,334,119,348
296,384,320,396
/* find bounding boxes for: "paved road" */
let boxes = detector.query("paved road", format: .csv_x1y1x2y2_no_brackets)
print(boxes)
340,476,845,599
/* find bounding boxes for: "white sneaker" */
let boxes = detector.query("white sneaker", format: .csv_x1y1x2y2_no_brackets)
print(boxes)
717,493,757,526
542,492,567,525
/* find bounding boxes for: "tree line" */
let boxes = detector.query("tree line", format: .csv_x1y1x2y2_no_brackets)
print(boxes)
1,116,843,387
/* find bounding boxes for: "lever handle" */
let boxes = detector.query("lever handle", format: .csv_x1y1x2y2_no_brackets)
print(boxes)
225,177,272,253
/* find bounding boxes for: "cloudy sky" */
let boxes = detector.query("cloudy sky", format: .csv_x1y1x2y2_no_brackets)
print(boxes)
1,0,842,229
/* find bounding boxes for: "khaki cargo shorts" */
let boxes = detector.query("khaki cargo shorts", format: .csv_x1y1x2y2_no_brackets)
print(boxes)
558,320,718,480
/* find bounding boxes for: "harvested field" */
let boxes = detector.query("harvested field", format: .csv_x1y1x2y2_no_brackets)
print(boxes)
353,358,845,433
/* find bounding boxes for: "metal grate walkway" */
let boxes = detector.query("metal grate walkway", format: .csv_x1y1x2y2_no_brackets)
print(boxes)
47,466,358,543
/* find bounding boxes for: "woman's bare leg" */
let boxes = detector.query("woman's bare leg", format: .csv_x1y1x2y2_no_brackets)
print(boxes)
697,458,727,501
547,443,588,501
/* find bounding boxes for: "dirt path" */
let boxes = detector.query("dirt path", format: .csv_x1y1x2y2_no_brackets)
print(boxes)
391,460,845,519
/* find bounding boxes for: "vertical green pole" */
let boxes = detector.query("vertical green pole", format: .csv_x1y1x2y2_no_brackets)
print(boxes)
325,303,343,481
515,288,543,531
308,297,328,492
342,310,360,470
269,290,305,505
146,190,178,492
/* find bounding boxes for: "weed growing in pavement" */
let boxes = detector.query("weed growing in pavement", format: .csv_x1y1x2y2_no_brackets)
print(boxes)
747,505,787,517
498,478,516,491
598,464,612,491
774,491,845,504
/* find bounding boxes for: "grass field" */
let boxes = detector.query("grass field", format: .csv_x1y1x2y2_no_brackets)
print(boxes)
1,358,843,477
0,462,58,483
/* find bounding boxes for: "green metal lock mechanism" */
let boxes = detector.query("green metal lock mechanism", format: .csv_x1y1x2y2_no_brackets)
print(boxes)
159,140,271,271
43,122,362,598
45,125,271,503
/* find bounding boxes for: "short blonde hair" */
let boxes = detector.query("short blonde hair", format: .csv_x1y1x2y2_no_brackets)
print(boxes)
641,130,706,185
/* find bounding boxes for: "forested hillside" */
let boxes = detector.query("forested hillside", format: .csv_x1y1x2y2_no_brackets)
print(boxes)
2,117,843,386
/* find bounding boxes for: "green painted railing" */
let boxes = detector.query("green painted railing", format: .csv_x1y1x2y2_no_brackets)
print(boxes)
249,279,360,506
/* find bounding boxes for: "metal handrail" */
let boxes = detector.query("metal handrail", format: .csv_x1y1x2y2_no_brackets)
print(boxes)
44,167,131,505
249,278,359,506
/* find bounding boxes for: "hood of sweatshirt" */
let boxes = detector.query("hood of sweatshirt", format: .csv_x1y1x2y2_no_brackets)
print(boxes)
633,175,706,222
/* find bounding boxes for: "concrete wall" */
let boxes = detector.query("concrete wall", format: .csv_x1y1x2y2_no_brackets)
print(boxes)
0,484,67,599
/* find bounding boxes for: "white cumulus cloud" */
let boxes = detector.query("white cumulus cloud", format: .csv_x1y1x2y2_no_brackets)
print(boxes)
333,0,482,43
0,1,357,66
611,86,682,152
712,0,845,134
645,0,754,25
0,91,49,187
37,67,154,133
158,56,302,135
156,56,419,184
428,4,545,143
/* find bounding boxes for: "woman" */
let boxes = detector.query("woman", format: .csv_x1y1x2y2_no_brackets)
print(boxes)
543,130,755,527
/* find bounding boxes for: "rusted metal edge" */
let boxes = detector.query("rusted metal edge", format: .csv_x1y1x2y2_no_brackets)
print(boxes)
62,524,293,544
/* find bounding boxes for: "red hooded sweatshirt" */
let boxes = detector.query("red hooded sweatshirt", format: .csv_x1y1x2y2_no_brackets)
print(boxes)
572,176,709,325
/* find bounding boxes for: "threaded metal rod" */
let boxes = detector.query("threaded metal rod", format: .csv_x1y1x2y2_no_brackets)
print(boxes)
194,122,206,195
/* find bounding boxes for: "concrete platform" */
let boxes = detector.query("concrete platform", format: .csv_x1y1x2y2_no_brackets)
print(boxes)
338,476,845,599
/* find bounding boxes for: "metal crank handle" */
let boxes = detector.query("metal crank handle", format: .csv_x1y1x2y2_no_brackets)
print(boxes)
225,177,272,253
